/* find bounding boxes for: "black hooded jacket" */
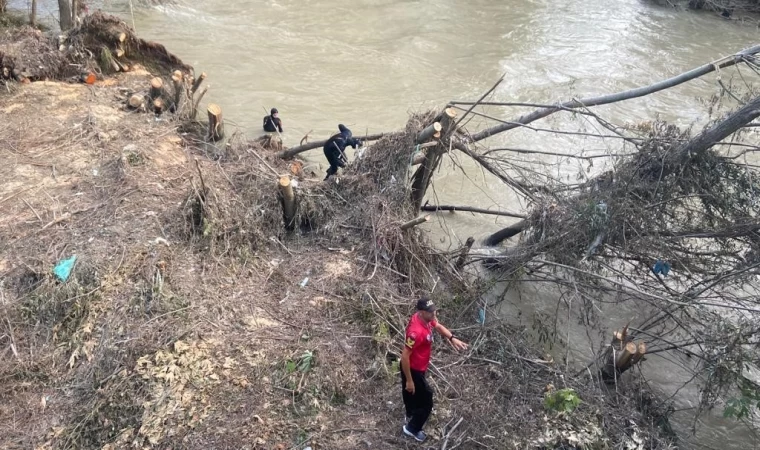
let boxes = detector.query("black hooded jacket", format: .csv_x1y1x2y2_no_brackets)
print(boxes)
323,124,361,166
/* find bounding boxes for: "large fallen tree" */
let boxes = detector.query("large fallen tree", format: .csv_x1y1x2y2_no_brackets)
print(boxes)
266,43,760,438
430,44,760,432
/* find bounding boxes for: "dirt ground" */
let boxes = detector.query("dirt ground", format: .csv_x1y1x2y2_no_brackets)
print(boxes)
0,15,674,450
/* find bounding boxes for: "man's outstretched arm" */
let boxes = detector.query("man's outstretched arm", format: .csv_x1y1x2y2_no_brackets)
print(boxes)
434,322,468,351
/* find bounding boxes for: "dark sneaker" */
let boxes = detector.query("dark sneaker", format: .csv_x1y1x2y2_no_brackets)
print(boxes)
404,416,411,425
402,425,426,442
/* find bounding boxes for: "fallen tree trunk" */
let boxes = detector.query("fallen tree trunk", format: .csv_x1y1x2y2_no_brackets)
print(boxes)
276,133,389,160
421,203,527,219
484,220,528,246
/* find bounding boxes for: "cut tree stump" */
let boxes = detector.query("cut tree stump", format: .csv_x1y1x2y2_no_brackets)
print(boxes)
278,175,296,229
207,104,224,141
171,71,184,114
128,94,145,110
456,237,476,269
416,122,442,144
191,72,206,94
149,77,164,100
153,98,165,115
599,326,647,382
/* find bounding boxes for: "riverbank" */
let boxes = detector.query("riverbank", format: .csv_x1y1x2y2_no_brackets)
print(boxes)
0,13,675,449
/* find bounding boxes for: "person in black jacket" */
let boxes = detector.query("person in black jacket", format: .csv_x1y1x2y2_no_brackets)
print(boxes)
263,108,283,133
323,124,362,180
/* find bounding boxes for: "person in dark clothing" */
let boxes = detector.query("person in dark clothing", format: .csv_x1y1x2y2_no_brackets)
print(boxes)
323,124,362,180
263,108,283,133
400,297,468,442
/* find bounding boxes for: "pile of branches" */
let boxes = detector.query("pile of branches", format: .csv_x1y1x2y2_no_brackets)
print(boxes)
1,11,190,84
520,120,758,276
446,58,760,430
178,110,464,292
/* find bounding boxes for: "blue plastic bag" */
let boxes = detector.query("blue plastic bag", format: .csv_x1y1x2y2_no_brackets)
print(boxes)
53,255,77,282
652,260,671,277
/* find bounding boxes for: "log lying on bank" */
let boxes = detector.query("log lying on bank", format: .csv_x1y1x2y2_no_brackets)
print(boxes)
207,104,224,141
278,175,297,229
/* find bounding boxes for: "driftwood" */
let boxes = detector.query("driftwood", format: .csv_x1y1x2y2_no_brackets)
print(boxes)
484,220,528,246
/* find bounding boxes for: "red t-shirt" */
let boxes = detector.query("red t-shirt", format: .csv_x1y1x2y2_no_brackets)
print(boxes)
404,312,437,372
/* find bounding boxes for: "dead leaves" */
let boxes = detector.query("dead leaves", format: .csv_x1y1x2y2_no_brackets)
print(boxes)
134,339,224,445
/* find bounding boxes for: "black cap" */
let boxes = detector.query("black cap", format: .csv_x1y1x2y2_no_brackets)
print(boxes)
416,297,437,313
271,108,278,114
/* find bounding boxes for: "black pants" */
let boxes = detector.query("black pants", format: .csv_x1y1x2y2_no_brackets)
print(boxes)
401,369,433,433
325,146,346,180
324,154,346,180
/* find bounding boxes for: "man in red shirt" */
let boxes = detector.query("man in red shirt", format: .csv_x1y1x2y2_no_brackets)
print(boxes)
400,297,468,442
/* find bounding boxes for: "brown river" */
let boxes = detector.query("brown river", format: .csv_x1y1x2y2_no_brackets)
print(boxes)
12,0,760,447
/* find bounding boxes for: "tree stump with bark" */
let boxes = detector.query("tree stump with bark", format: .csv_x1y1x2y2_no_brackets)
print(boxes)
207,104,224,141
